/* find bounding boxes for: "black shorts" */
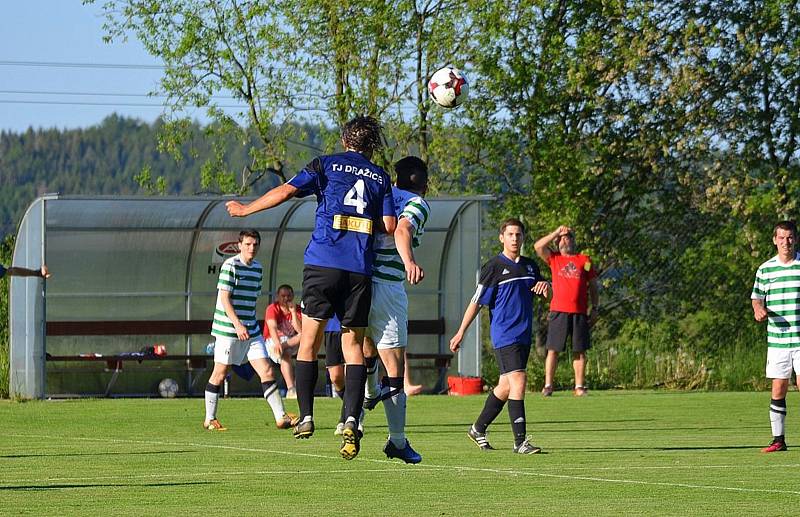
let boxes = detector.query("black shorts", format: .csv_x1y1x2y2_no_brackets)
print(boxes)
324,331,344,367
546,311,591,353
494,344,531,375
301,265,372,328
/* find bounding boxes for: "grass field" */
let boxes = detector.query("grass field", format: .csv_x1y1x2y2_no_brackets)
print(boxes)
2,390,799,515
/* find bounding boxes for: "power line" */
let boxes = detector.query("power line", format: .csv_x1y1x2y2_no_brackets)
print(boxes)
0,60,164,70
0,89,235,99
0,99,248,108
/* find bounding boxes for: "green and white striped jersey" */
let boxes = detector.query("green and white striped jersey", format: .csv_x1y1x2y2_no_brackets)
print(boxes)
752,252,800,348
372,187,430,283
211,255,262,339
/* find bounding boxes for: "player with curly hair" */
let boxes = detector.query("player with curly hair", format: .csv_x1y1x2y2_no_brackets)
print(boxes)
226,115,397,460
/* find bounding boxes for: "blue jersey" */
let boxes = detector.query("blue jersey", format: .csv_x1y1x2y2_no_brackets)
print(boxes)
471,254,544,349
288,151,394,275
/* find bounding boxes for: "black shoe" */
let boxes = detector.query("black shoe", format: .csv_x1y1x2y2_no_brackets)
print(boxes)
512,438,542,454
293,419,314,439
467,426,495,450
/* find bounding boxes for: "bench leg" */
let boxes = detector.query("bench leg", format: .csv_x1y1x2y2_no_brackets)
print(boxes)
105,366,122,397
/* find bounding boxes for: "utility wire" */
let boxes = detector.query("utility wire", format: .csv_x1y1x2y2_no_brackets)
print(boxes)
0,60,165,69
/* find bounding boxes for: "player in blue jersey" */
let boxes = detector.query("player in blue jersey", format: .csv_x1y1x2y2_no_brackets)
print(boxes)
226,116,396,460
449,218,550,454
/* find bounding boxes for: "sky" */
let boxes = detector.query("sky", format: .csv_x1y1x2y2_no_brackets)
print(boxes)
0,1,197,132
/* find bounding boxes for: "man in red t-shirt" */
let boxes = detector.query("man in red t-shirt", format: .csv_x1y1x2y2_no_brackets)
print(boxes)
534,225,599,397
264,284,302,398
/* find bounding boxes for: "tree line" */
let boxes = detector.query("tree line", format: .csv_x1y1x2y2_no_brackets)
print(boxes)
4,0,798,390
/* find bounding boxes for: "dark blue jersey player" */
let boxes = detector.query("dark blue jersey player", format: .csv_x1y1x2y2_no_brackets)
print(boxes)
226,116,396,460
450,218,550,454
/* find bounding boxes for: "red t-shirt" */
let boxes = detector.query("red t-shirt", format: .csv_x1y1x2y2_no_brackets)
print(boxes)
263,302,301,340
547,252,597,314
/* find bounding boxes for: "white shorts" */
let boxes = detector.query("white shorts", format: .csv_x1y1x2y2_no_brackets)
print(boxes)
213,335,268,366
368,281,407,349
265,335,290,364
766,347,800,379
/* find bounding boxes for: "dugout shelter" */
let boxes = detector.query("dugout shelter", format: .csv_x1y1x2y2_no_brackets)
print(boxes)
9,195,489,399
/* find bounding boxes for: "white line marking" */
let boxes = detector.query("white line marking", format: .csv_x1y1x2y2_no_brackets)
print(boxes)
6,434,800,496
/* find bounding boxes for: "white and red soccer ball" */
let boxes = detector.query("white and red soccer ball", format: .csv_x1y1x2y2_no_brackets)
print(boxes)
428,66,469,108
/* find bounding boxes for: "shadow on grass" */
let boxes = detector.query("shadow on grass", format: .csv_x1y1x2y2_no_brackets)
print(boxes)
0,481,211,491
1,450,196,459
562,445,761,452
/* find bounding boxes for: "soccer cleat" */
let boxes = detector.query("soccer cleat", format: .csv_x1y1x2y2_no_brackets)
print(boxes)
276,412,300,430
384,439,422,464
467,426,495,450
541,385,554,397
573,386,588,397
334,422,345,436
340,422,361,460
293,419,315,439
512,438,542,454
203,419,227,431
762,439,788,453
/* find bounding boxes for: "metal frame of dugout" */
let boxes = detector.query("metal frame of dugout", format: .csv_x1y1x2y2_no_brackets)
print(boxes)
8,194,490,399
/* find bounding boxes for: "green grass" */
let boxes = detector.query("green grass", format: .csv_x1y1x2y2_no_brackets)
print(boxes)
2,391,799,515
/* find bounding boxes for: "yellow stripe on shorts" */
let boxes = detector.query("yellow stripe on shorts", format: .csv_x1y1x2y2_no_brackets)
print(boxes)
333,214,373,235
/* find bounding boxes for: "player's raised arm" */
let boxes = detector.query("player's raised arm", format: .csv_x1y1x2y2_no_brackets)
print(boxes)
226,183,299,217
534,225,570,261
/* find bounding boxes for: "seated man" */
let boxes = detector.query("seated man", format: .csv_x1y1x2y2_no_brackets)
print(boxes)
264,284,302,398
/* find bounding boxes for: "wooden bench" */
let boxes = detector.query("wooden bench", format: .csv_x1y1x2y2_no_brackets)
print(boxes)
45,318,452,396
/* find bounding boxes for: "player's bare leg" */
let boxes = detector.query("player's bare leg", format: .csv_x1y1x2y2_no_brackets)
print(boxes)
573,351,587,396
404,351,423,396
542,350,558,396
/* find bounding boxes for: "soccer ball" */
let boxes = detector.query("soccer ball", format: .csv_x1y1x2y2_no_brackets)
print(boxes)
428,66,469,108
158,378,179,398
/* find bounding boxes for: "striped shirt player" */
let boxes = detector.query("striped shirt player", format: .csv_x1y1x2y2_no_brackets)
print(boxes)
372,188,430,283
364,158,430,464
751,253,800,351
212,255,263,340
368,187,431,349
751,220,800,453
203,230,296,433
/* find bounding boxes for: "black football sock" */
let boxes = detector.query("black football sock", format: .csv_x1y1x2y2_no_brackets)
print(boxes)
344,364,367,422
508,399,527,447
474,392,506,433
295,360,318,419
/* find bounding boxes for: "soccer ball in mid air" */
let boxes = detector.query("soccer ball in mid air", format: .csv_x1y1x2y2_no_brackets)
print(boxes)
158,378,179,398
428,66,468,108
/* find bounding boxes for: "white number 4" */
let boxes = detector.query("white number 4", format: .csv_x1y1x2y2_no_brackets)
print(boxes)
343,179,367,214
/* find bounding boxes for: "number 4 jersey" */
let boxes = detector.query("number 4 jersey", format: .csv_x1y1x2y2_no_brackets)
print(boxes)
288,151,395,276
